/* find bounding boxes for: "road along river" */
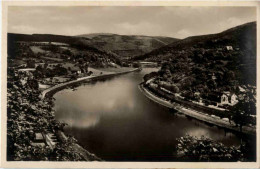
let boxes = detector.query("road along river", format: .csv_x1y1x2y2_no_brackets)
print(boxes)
53,68,249,161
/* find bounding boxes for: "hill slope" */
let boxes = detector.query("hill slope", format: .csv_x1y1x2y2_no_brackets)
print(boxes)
134,22,256,62
8,33,79,44
76,34,179,58
8,33,179,59
7,33,123,68
141,22,256,103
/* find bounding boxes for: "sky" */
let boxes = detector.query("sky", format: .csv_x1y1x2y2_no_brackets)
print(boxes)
8,6,256,39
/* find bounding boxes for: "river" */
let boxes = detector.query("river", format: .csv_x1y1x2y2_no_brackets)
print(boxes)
54,68,243,161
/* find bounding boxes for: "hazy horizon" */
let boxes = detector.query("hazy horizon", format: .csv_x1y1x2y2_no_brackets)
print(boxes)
8,6,256,39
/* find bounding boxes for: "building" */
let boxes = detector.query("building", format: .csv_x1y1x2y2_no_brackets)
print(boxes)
238,86,246,93
18,68,36,72
68,66,82,75
194,92,200,98
149,82,158,89
220,91,238,106
77,70,82,74
221,92,229,105
230,94,238,105
226,46,233,51
211,73,217,80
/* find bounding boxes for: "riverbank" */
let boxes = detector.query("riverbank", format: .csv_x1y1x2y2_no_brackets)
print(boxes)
7,66,142,161
41,67,141,99
139,83,256,135
7,67,103,160
41,67,141,160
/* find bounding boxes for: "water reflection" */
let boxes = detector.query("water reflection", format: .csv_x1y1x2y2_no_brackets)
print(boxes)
54,68,242,161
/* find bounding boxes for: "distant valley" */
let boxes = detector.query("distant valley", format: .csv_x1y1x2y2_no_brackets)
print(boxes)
8,33,179,59
76,33,179,58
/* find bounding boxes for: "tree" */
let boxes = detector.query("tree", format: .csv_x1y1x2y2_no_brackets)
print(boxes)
160,82,179,93
143,72,158,82
169,84,179,93
133,62,141,68
224,71,235,84
207,79,217,90
52,66,68,76
29,145,52,161
34,66,44,79
88,71,93,76
194,53,203,62
182,90,194,100
26,60,35,68
84,63,89,73
35,65,43,72
176,135,244,162
230,91,256,132
44,63,48,69
26,79,39,90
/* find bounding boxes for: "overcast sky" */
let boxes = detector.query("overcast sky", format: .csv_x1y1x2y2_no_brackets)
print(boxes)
8,6,256,39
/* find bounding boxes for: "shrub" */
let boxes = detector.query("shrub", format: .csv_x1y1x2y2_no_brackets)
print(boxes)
176,135,244,162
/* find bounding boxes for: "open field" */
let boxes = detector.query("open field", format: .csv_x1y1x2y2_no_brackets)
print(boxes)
96,67,134,73
40,56,63,62
30,46,46,54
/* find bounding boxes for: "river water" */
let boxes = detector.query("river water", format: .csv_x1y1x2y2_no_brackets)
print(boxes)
54,68,242,161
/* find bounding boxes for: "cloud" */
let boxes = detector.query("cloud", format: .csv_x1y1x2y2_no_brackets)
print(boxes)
8,6,256,38
113,21,163,36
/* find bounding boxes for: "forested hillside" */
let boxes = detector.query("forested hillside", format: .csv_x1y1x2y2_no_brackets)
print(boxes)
77,33,179,58
141,22,256,104
8,33,122,68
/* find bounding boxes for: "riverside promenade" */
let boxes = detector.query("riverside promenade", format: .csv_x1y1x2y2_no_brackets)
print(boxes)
41,67,141,99
139,83,256,135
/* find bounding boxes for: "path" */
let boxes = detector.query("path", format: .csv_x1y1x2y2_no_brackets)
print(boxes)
139,84,256,135
41,67,141,99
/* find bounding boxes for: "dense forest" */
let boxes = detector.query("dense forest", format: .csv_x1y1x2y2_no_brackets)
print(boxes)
141,22,256,101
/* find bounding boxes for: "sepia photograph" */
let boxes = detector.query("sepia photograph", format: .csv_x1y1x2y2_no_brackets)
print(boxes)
1,1,259,168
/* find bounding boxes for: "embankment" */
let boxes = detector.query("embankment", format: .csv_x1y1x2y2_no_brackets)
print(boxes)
56,130,102,161
41,67,141,99
139,83,256,136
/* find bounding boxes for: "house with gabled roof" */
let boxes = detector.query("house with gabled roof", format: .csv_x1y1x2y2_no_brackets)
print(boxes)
220,91,238,106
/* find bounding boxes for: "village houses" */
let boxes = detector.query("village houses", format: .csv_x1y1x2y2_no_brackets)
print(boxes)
220,91,238,106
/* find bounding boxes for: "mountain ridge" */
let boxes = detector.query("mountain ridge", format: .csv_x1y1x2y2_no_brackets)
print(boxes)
133,21,256,61
75,33,179,58
8,33,179,59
